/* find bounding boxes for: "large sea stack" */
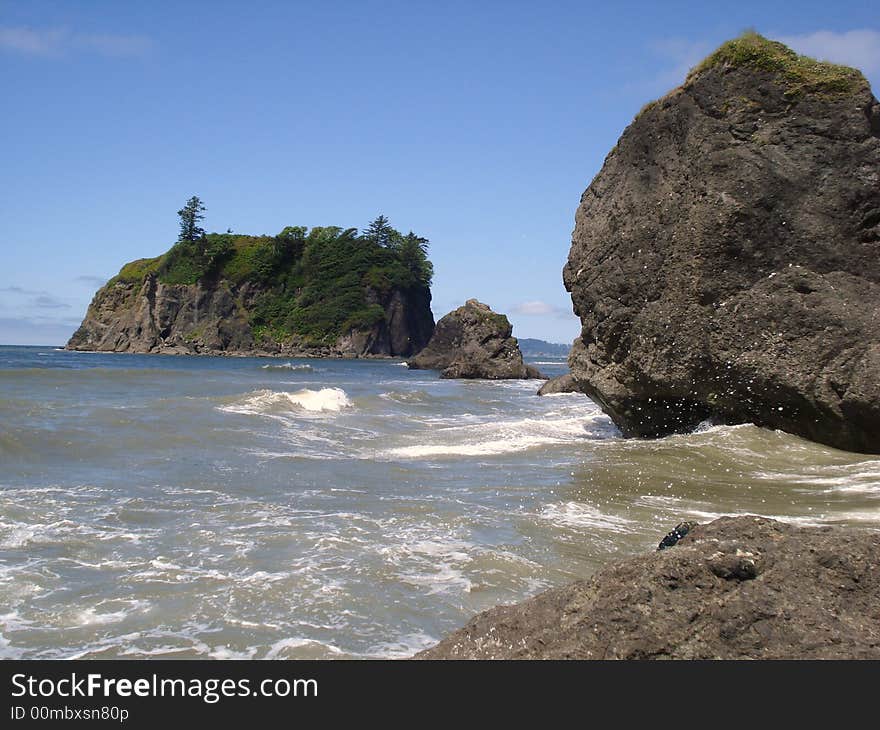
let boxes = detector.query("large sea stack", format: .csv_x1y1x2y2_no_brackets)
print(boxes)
408,299,543,379
563,34,880,453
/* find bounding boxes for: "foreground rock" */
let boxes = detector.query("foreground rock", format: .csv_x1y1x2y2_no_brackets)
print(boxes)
562,33,880,453
417,516,880,659
408,299,544,379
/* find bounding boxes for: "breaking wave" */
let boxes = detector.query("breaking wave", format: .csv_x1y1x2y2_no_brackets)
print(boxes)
219,388,352,416
260,362,315,372
384,411,616,458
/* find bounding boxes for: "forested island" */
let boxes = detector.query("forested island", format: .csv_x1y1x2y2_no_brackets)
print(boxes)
67,199,436,357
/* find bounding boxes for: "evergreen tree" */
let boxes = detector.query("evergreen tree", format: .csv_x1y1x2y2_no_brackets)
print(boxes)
274,225,308,262
399,231,433,286
177,196,206,244
362,214,394,247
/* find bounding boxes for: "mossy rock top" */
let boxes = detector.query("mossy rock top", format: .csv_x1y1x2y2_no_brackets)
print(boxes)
687,31,867,98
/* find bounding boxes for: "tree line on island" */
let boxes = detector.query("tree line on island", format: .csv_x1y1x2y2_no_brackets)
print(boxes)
114,196,434,346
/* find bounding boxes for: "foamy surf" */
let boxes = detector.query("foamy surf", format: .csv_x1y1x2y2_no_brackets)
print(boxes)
260,362,315,372
219,387,352,415
539,501,633,532
383,413,615,458
6,346,880,661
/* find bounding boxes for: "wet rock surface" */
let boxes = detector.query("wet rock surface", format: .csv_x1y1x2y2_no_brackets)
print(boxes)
417,516,880,659
537,373,579,396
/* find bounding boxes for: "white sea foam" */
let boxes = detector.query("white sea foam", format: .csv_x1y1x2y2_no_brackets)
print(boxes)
379,537,476,595
0,612,31,659
539,501,633,532
384,413,614,458
220,387,352,416
755,461,880,494
264,637,344,659
363,632,437,659
76,600,149,626
260,362,314,372
208,645,259,660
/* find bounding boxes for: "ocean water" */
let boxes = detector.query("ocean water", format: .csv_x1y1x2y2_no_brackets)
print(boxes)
1,344,878,659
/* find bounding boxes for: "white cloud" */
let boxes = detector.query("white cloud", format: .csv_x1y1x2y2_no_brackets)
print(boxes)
0,26,151,58
775,29,880,74
0,26,64,55
511,300,564,317
75,275,109,287
647,38,714,91
31,294,70,310
0,316,78,346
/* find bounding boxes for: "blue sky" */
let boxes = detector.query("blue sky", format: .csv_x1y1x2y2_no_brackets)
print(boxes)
1,1,878,345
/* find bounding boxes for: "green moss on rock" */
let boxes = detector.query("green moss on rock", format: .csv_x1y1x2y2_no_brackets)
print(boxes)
688,31,866,97
113,256,162,284
105,220,433,346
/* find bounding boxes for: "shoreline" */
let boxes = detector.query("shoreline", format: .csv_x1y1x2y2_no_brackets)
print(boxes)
416,515,880,659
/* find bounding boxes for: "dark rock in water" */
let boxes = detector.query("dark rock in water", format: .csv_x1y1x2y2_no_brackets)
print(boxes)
562,34,880,453
407,299,544,379
416,516,880,659
537,373,579,396
657,521,696,550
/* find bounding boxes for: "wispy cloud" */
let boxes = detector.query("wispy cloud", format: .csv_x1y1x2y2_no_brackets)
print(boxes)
0,285,41,295
511,300,572,318
775,29,880,74
0,316,79,346
1,285,71,311
619,37,713,101
75,275,108,287
31,294,70,310
0,25,152,58
647,38,714,92
632,28,880,102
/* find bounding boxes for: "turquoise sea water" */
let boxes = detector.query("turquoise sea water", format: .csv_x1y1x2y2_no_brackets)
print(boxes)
1,345,878,658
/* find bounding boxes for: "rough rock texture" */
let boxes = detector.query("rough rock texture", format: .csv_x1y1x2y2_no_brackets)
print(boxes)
562,37,880,453
407,299,543,379
67,275,434,358
417,516,880,659
537,373,579,396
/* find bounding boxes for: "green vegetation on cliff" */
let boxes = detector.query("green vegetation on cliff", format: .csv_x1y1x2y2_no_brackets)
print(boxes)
688,31,866,97
110,204,434,346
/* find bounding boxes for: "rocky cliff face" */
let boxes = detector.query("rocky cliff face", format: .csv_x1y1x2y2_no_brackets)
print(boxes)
563,34,880,453
417,515,880,659
67,274,434,358
408,299,543,379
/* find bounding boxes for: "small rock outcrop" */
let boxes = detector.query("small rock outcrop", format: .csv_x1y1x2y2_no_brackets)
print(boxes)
407,299,543,379
417,516,880,659
562,33,880,453
537,373,579,396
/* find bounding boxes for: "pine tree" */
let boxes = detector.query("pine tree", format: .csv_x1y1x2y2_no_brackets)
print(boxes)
362,214,394,247
177,196,206,244
399,231,433,286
